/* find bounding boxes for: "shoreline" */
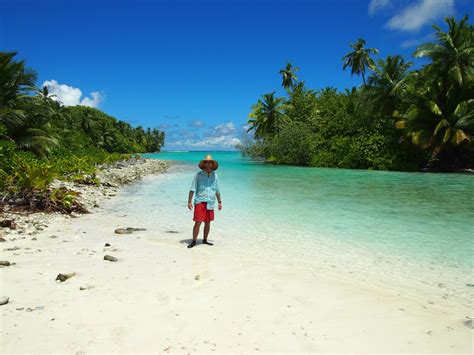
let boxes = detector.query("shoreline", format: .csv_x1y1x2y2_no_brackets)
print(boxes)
0,157,169,241
1,159,473,353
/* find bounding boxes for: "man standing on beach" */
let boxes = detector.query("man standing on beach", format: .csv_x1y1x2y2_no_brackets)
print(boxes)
187,154,222,248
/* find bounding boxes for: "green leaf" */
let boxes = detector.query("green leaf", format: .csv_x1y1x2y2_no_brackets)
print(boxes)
448,65,463,86
395,120,406,129
442,127,451,144
412,131,430,146
454,100,474,116
427,101,442,116
434,119,449,137
453,129,471,145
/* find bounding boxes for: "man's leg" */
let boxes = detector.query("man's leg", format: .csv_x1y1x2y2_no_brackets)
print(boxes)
188,221,201,248
203,221,213,245
193,221,201,241
203,221,210,239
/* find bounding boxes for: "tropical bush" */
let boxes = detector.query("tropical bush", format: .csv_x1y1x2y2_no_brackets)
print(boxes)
267,122,314,165
47,187,86,214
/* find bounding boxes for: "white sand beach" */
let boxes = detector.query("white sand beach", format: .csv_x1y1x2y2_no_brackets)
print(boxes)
1,163,473,354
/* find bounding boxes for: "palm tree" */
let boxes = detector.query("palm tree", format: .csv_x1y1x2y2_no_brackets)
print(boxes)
247,92,285,138
414,15,473,87
134,125,146,147
344,87,363,122
342,38,379,85
36,86,48,99
365,55,413,116
14,126,59,158
80,112,98,135
396,15,473,169
0,52,37,106
0,52,37,129
116,120,130,135
96,120,115,151
7,96,61,157
395,79,473,164
279,62,299,90
50,99,68,120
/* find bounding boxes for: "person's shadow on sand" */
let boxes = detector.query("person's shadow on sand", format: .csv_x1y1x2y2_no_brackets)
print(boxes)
179,239,213,247
179,238,195,245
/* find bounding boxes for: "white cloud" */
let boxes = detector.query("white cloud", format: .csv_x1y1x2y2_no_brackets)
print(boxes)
80,92,103,108
165,121,242,149
42,80,81,106
369,0,392,15
178,128,199,139
42,80,104,108
189,119,205,128
168,135,241,149
211,122,236,136
386,0,455,31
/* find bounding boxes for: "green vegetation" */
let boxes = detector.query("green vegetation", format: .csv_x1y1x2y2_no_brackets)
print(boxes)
241,15,473,172
0,52,165,212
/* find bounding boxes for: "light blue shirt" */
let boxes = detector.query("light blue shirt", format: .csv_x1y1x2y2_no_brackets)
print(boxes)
190,170,220,210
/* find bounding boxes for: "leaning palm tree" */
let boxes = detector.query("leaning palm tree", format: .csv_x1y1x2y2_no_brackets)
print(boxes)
279,62,299,90
247,92,285,138
414,15,473,87
342,38,379,85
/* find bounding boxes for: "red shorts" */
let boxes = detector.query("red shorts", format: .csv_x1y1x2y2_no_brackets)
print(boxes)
193,202,215,222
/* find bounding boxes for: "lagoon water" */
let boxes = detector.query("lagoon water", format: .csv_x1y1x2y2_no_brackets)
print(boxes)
107,151,474,309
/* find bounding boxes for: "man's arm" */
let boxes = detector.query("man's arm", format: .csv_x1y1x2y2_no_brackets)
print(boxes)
215,174,222,210
188,173,197,210
188,191,194,210
216,192,222,210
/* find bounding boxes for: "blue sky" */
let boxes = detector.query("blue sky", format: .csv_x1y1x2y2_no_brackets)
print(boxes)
1,0,472,150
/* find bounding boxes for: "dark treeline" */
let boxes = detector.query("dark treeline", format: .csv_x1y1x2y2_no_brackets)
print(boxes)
0,52,165,212
240,15,473,172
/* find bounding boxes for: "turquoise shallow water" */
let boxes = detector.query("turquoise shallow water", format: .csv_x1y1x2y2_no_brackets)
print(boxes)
111,151,474,307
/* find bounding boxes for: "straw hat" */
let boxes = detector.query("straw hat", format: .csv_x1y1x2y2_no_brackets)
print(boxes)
198,154,218,171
